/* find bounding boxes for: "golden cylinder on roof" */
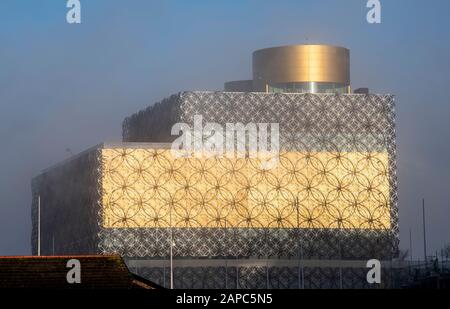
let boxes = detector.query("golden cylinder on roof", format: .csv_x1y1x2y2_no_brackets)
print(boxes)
252,45,350,90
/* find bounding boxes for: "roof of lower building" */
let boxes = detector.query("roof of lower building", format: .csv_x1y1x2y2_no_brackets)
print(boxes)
0,255,161,289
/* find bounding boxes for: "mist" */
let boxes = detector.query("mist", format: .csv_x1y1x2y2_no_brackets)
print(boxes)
0,0,449,259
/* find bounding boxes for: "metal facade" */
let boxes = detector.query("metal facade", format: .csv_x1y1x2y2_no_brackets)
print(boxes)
32,91,398,288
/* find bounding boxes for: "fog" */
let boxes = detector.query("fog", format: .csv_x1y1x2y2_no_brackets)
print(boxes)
0,0,449,258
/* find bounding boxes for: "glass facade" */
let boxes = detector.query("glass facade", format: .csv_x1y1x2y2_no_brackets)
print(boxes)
268,82,349,94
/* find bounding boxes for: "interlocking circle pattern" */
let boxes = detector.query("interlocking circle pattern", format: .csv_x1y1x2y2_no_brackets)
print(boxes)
102,148,390,230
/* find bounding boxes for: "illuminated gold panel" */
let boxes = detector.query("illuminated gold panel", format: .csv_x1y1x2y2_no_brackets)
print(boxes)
253,45,350,88
101,149,390,230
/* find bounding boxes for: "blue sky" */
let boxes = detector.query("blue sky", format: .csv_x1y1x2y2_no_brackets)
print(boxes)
0,0,449,258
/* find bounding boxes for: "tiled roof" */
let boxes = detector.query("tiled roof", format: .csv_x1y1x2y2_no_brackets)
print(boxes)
0,255,159,289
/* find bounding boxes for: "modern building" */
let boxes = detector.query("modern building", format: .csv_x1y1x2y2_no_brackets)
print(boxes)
31,44,401,288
